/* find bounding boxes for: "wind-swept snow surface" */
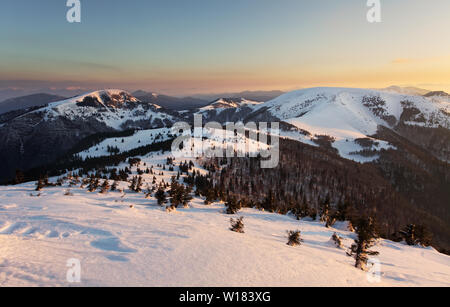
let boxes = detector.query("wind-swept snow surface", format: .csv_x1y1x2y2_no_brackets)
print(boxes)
0,153,449,287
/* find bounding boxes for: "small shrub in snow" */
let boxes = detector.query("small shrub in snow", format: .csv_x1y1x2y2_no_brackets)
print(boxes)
100,180,110,194
166,204,176,213
325,215,337,228
230,217,245,233
225,197,241,214
331,233,343,248
287,230,303,246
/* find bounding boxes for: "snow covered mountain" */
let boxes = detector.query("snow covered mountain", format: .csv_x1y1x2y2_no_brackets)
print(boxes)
200,98,262,110
187,98,263,123
1,87,449,286
249,87,449,162
0,90,179,181
32,89,176,130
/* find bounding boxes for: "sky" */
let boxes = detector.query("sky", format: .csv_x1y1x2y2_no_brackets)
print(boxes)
1,0,450,96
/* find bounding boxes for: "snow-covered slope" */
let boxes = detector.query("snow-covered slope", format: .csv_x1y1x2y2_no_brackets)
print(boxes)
77,128,174,159
253,87,449,162
200,98,262,111
30,89,175,130
0,152,449,287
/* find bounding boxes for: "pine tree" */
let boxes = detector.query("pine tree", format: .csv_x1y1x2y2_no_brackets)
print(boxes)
287,230,303,246
400,224,432,247
230,217,245,233
320,196,330,223
331,232,343,248
155,186,167,206
35,177,45,191
87,176,97,192
181,186,193,208
14,170,25,185
111,180,118,191
100,180,110,194
135,176,143,193
347,217,379,271
204,187,218,205
225,197,240,214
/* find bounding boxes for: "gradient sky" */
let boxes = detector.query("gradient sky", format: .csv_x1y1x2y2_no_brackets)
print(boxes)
1,0,450,95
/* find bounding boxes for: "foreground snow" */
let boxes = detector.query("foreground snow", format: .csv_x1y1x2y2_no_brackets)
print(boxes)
1,154,449,287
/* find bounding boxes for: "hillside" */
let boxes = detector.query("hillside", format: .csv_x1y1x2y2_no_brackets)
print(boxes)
1,152,448,286
0,90,178,181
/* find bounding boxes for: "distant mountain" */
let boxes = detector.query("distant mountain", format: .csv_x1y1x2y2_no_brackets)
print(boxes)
192,90,284,103
378,86,431,96
200,98,262,110
0,89,179,181
0,93,66,115
249,87,449,161
133,91,208,110
424,91,450,98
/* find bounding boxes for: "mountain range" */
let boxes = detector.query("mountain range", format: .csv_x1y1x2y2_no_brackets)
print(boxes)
0,86,449,250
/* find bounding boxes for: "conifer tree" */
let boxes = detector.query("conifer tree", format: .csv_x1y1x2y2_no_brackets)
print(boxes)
400,224,432,247
100,180,110,194
287,230,303,246
182,186,193,207
347,217,379,271
111,180,118,192
331,232,343,248
155,186,167,206
35,177,45,191
230,217,245,233
225,197,240,214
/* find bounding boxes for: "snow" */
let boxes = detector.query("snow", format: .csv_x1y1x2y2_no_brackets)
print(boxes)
1,152,449,287
199,98,262,112
25,89,174,130
77,128,174,159
253,87,448,162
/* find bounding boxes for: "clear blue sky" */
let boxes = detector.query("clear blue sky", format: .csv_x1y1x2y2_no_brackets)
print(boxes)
1,0,450,95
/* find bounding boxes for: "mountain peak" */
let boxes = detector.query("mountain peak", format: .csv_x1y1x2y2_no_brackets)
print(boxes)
201,97,262,110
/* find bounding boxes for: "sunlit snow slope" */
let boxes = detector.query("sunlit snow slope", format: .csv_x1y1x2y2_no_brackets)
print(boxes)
0,152,449,287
